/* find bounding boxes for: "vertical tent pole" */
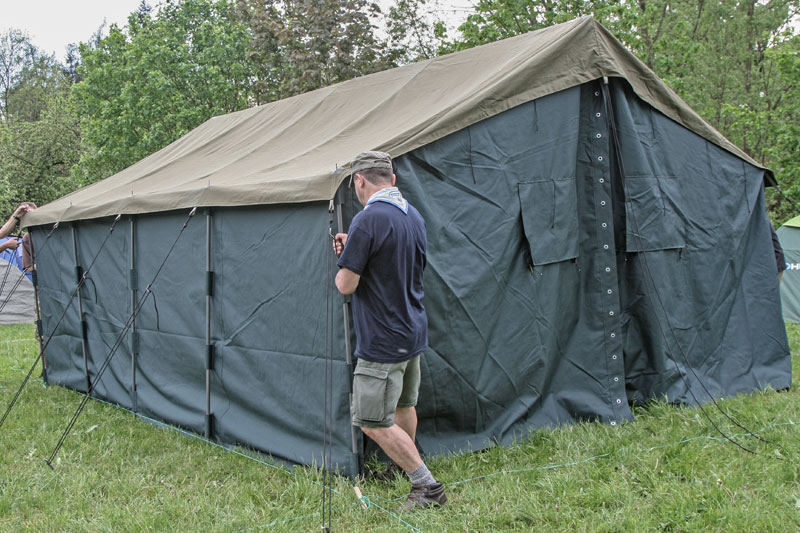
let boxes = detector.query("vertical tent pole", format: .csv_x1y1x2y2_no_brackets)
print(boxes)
129,217,138,412
71,223,91,392
334,187,361,467
205,209,214,439
29,229,47,383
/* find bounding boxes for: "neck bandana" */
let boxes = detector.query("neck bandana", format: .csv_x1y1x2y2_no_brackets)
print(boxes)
365,187,408,214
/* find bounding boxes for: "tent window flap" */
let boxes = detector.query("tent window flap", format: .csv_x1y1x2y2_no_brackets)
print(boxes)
518,178,579,265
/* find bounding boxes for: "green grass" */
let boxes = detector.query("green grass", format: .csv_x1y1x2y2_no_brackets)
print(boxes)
1,322,798,532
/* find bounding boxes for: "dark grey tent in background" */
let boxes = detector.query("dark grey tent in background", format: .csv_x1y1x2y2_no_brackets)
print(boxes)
23,17,791,476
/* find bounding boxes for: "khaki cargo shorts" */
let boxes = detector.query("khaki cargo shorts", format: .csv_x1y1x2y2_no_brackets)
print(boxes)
351,355,420,428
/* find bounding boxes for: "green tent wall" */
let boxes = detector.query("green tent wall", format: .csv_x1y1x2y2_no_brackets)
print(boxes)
778,217,800,323
28,20,791,475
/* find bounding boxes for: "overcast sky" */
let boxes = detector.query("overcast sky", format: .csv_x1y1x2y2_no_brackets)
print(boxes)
6,1,474,62
5,1,144,60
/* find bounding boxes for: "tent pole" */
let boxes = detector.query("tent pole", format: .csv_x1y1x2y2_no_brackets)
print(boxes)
71,223,91,393
334,187,361,469
129,217,138,412
29,230,47,383
204,209,214,439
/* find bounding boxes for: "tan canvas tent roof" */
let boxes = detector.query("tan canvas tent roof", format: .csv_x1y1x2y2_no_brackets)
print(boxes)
24,15,765,227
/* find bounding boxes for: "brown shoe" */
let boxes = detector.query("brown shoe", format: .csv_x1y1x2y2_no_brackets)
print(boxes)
401,482,447,511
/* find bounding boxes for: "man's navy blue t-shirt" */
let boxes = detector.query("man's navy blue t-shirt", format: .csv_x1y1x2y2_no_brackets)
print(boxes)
337,200,427,363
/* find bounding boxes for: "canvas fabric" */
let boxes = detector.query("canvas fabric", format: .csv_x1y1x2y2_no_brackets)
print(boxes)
23,17,768,228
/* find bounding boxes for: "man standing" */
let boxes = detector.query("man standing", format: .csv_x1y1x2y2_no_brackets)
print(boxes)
334,151,446,510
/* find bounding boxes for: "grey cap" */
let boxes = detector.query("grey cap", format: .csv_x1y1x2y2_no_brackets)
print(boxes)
350,151,392,175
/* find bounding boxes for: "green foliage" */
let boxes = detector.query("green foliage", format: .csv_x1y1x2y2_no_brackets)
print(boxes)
237,0,396,104
0,30,81,215
0,29,37,123
72,0,257,183
0,322,798,530
6,54,72,124
385,0,449,62
0,94,83,216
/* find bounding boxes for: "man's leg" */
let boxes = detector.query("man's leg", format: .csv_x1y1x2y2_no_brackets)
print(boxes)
361,423,445,510
395,406,417,442
361,424,421,473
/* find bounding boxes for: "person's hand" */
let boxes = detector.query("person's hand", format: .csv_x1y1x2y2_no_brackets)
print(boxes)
333,233,347,255
13,203,29,218
1,237,19,251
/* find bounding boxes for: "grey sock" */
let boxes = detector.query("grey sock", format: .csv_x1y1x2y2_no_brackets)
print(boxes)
408,462,437,486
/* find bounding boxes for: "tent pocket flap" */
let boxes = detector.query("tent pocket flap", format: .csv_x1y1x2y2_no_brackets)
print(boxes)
624,176,685,252
518,178,579,265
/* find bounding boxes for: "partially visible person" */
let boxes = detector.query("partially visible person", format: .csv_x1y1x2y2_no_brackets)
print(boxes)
770,221,786,283
334,151,446,511
0,203,36,256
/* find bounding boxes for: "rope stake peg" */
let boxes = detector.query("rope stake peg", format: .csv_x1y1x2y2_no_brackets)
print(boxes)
353,486,368,509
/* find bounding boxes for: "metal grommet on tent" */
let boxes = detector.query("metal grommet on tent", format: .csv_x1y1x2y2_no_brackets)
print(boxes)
607,289,612,294
595,91,600,96
602,223,607,228
599,178,605,183
616,399,622,404
612,354,617,360
596,112,601,117
605,267,611,272
598,156,603,161
603,244,609,249
596,133,602,138
609,311,614,316
610,333,616,338
614,377,619,382
601,200,606,205
610,421,617,426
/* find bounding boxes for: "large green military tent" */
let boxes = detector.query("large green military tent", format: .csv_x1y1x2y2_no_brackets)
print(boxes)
23,17,791,475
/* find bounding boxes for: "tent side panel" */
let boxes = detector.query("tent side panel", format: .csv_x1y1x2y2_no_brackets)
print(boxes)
610,80,791,403
32,224,86,392
210,205,357,475
132,211,207,434
75,219,133,409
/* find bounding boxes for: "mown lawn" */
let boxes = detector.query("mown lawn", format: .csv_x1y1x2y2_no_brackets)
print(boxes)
1,322,798,532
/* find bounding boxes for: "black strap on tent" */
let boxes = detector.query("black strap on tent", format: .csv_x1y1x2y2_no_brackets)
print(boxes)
335,186,361,467
600,77,769,456
0,215,120,432
44,207,197,469
321,201,335,532
129,216,138,412
204,209,214,439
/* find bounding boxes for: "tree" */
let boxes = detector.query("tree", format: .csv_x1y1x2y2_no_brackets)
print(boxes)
236,0,396,104
6,53,71,123
0,29,37,122
384,0,450,62
72,0,257,182
0,93,83,215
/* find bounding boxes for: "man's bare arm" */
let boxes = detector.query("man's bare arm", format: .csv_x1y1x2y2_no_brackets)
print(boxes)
336,267,360,295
